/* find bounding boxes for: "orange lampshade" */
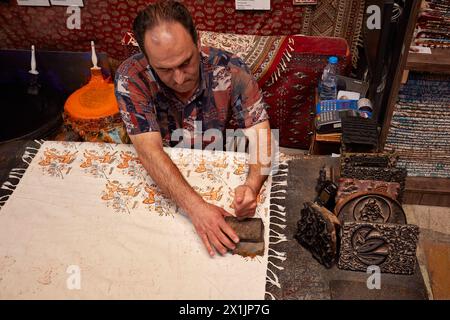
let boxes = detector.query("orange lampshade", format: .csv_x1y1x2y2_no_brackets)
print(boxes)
64,68,118,120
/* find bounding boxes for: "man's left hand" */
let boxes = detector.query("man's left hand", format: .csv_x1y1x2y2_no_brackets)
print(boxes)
232,184,257,220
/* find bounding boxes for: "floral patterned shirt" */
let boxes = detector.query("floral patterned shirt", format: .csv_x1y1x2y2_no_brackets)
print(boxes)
114,46,269,147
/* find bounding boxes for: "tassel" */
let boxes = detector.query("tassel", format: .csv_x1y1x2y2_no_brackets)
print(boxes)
1,184,15,191
270,215,286,223
271,189,288,194
269,238,288,245
270,208,286,215
270,203,286,210
270,229,286,238
269,254,287,262
8,174,22,180
3,181,17,189
269,248,286,257
268,260,284,271
270,222,286,230
266,267,281,288
265,291,276,300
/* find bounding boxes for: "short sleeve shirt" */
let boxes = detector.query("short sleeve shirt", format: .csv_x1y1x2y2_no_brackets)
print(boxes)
114,46,269,147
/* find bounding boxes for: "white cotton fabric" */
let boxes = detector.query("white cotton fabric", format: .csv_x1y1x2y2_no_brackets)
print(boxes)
0,141,271,299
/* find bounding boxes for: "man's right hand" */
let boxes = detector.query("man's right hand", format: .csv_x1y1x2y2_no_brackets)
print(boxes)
188,201,240,257
129,132,240,257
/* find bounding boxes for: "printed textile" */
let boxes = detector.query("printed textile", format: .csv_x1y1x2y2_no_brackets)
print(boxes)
0,141,288,299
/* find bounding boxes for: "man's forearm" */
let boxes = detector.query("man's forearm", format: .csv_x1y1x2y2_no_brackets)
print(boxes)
138,148,203,215
245,164,268,194
244,120,272,194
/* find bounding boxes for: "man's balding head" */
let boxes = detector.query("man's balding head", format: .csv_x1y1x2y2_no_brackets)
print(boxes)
133,0,198,57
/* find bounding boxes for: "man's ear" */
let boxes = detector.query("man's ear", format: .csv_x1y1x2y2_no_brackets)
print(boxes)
197,37,201,50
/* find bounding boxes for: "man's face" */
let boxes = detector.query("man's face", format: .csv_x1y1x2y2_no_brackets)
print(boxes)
144,22,201,96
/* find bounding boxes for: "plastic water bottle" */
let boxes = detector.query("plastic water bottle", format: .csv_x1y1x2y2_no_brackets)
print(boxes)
319,56,338,101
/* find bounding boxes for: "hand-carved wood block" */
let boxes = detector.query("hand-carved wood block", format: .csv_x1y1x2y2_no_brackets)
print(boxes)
338,222,419,275
225,217,265,257
336,178,401,205
341,116,378,152
335,191,407,224
339,166,407,202
295,202,341,268
340,152,399,171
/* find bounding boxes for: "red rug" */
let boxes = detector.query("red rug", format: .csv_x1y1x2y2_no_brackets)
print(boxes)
261,35,350,149
0,0,363,66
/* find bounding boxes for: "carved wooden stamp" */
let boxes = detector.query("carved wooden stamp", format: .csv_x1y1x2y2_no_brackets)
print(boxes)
338,222,419,275
339,166,407,202
341,116,378,152
225,217,265,257
336,178,401,205
335,191,407,225
340,152,399,171
295,202,341,268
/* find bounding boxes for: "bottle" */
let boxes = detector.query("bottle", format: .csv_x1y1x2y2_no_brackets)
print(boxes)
319,56,338,101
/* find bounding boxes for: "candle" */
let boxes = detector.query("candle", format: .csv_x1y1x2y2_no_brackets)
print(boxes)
91,41,100,69
29,45,39,75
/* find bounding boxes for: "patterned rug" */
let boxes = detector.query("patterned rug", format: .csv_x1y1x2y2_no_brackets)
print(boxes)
261,36,350,149
0,141,288,299
385,72,450,178
413,0,450,49
199,31,287,84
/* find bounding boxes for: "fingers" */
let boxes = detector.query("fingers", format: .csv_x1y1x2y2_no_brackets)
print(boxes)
236,210,256,220
200,232,215,257
207,231,228,255
220,219,240,244
220,207,233,217
234,186,246,204
216,228,237,252
235,201,257,219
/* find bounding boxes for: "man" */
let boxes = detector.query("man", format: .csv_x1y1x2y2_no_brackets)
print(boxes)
114,1,272,257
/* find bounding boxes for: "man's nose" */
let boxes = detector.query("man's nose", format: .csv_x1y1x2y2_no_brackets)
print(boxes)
173,69,185,85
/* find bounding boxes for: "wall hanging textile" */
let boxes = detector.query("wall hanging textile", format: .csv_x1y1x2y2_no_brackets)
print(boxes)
0,0,364,68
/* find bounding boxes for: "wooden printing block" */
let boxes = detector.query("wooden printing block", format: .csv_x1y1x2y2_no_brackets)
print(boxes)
225,217,264,257
338,222,419,275
334,191,407,225
295,202,341,268
336,178,401,205
341,116,378,152
339,166,407,202
340,152,399,171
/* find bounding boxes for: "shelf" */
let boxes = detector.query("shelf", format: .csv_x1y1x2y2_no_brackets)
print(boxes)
406,48,450,74
315,132,342,143
404,176,450,207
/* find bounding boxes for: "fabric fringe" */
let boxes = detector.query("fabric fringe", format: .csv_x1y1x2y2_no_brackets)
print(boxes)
0,140,43,210
351,0,366,69
265,160,289,300
266,37,295,87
